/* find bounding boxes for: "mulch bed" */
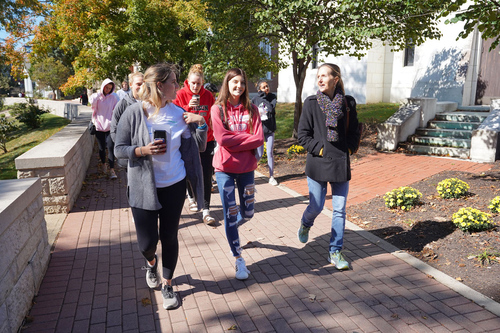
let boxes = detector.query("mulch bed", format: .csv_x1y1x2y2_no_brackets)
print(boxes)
258,124,500,303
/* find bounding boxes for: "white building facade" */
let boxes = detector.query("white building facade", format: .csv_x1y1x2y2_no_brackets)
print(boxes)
277,17,484,106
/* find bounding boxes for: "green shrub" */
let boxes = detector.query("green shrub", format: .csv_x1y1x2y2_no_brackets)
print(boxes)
488,196,500,213
259,142,268,165
0,114,19,153
384,186,422,211
9,98,49,129
436,178,470,199
452,207,494,232
287,144,305,157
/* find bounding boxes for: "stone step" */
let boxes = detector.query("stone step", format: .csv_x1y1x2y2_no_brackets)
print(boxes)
457,105,490,112
427,120,481,130
401,143,470,159
435,112,488,122
415,128,473,139
409,136,471,148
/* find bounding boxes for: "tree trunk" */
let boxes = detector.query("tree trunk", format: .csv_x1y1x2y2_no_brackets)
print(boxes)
291,51,310,138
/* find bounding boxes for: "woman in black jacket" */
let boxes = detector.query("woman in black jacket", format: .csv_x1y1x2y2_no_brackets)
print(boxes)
297,63,360,270
252,80,278,185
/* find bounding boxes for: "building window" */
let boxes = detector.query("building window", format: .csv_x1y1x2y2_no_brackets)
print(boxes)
312,44,320,69
404,43,415,67
259,39,272,80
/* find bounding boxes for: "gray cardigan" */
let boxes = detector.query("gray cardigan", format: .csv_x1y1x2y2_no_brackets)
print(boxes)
114,102,207,211
110,90,137,142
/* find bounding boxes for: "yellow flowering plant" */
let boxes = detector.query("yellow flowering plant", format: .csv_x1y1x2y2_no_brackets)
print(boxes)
287,144,305,157
383,186,422,211
436,178,470,199
488,196,500,213
452,207,494,232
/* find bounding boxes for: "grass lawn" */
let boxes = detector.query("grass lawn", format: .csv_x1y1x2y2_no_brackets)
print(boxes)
0,113,71,180
275,102,399,139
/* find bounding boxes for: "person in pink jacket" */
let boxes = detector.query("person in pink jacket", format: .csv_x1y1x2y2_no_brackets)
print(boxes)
211,68,263,280
90,78,119,178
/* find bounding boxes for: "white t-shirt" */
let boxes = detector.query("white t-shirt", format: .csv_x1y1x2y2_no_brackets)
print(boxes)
145,102,191,188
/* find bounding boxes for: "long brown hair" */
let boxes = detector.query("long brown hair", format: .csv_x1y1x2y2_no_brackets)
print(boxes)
138,63,179,118
215,68,255,133
318,63,345,95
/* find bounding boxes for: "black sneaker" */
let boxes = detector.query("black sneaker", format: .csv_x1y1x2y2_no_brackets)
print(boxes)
162,285,179,310
142,255,160,288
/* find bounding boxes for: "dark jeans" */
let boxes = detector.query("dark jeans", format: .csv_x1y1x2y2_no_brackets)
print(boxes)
187,140,215,210
131,178,186,280
95,131,115,168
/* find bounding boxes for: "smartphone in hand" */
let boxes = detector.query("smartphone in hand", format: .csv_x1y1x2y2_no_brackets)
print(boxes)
153,130,167,152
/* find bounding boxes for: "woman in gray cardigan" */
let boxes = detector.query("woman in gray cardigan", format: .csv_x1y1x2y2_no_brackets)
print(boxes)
297,63,360,271
114,63,206,310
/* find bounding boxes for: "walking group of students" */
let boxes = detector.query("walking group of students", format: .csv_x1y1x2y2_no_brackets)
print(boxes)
89,62,360,310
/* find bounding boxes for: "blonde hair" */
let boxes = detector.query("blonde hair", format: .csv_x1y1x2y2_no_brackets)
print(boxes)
128,71,144,85
318,63,345,95
187,64,204,82
138,63,178,118
216,68,256,133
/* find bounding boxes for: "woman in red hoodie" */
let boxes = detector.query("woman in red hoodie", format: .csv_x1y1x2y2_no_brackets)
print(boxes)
173,64,216,225
211,68,263,280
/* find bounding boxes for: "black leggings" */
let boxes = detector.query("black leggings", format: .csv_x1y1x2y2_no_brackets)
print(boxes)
131,178,186,280
95,131,115,168
187,140,215,210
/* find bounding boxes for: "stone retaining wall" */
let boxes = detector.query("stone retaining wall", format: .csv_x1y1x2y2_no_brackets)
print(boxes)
0,178,50,333
15,117,94,214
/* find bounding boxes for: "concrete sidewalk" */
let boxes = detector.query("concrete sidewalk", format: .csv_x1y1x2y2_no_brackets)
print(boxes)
23,153,500,332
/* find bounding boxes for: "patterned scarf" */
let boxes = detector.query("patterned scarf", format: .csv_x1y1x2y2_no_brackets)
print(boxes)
317,89,344,142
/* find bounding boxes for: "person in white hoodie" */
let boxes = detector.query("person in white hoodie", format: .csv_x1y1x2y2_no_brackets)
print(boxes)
90,78,120,178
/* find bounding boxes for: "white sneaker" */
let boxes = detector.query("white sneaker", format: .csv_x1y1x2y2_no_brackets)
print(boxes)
235,257,250,280
161,285,179,310
142,255,161,288
110,169,117,179
269,177,278,186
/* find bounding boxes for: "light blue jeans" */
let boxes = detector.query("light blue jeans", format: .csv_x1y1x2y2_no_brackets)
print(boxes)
301,177,349,253
257,132,275,177
215,171,255,257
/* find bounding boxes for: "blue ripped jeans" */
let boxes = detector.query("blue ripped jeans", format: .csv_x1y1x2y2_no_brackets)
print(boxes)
215,171,255,257
301,177,349,253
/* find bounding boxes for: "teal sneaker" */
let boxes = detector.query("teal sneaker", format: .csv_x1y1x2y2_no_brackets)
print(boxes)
328,251,349,270
297,224,311,243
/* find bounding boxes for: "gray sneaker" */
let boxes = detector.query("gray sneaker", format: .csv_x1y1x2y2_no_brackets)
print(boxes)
162,285,179,310
328,251,349,270
142,255,161,288
297,223,311,243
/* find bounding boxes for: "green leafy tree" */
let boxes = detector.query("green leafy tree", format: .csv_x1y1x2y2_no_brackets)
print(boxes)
30,0,209,93
204,0,449,136
0,114,19,153
30,57,71,99
9,99,49,129
443,0,500,51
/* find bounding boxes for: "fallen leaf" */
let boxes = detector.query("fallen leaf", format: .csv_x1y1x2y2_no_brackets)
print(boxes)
308,294,317,302
141,298,152,306
459,263,466,267
228,324,238,330
391,313,399,318
456,277,463,282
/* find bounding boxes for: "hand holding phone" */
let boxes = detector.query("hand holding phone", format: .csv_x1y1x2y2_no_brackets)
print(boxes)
153,129,167,154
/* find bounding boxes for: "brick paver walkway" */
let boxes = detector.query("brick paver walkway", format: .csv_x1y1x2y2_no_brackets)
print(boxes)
22,152,500,332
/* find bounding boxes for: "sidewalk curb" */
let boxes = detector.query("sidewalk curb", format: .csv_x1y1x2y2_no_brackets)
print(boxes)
259,171,500,317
